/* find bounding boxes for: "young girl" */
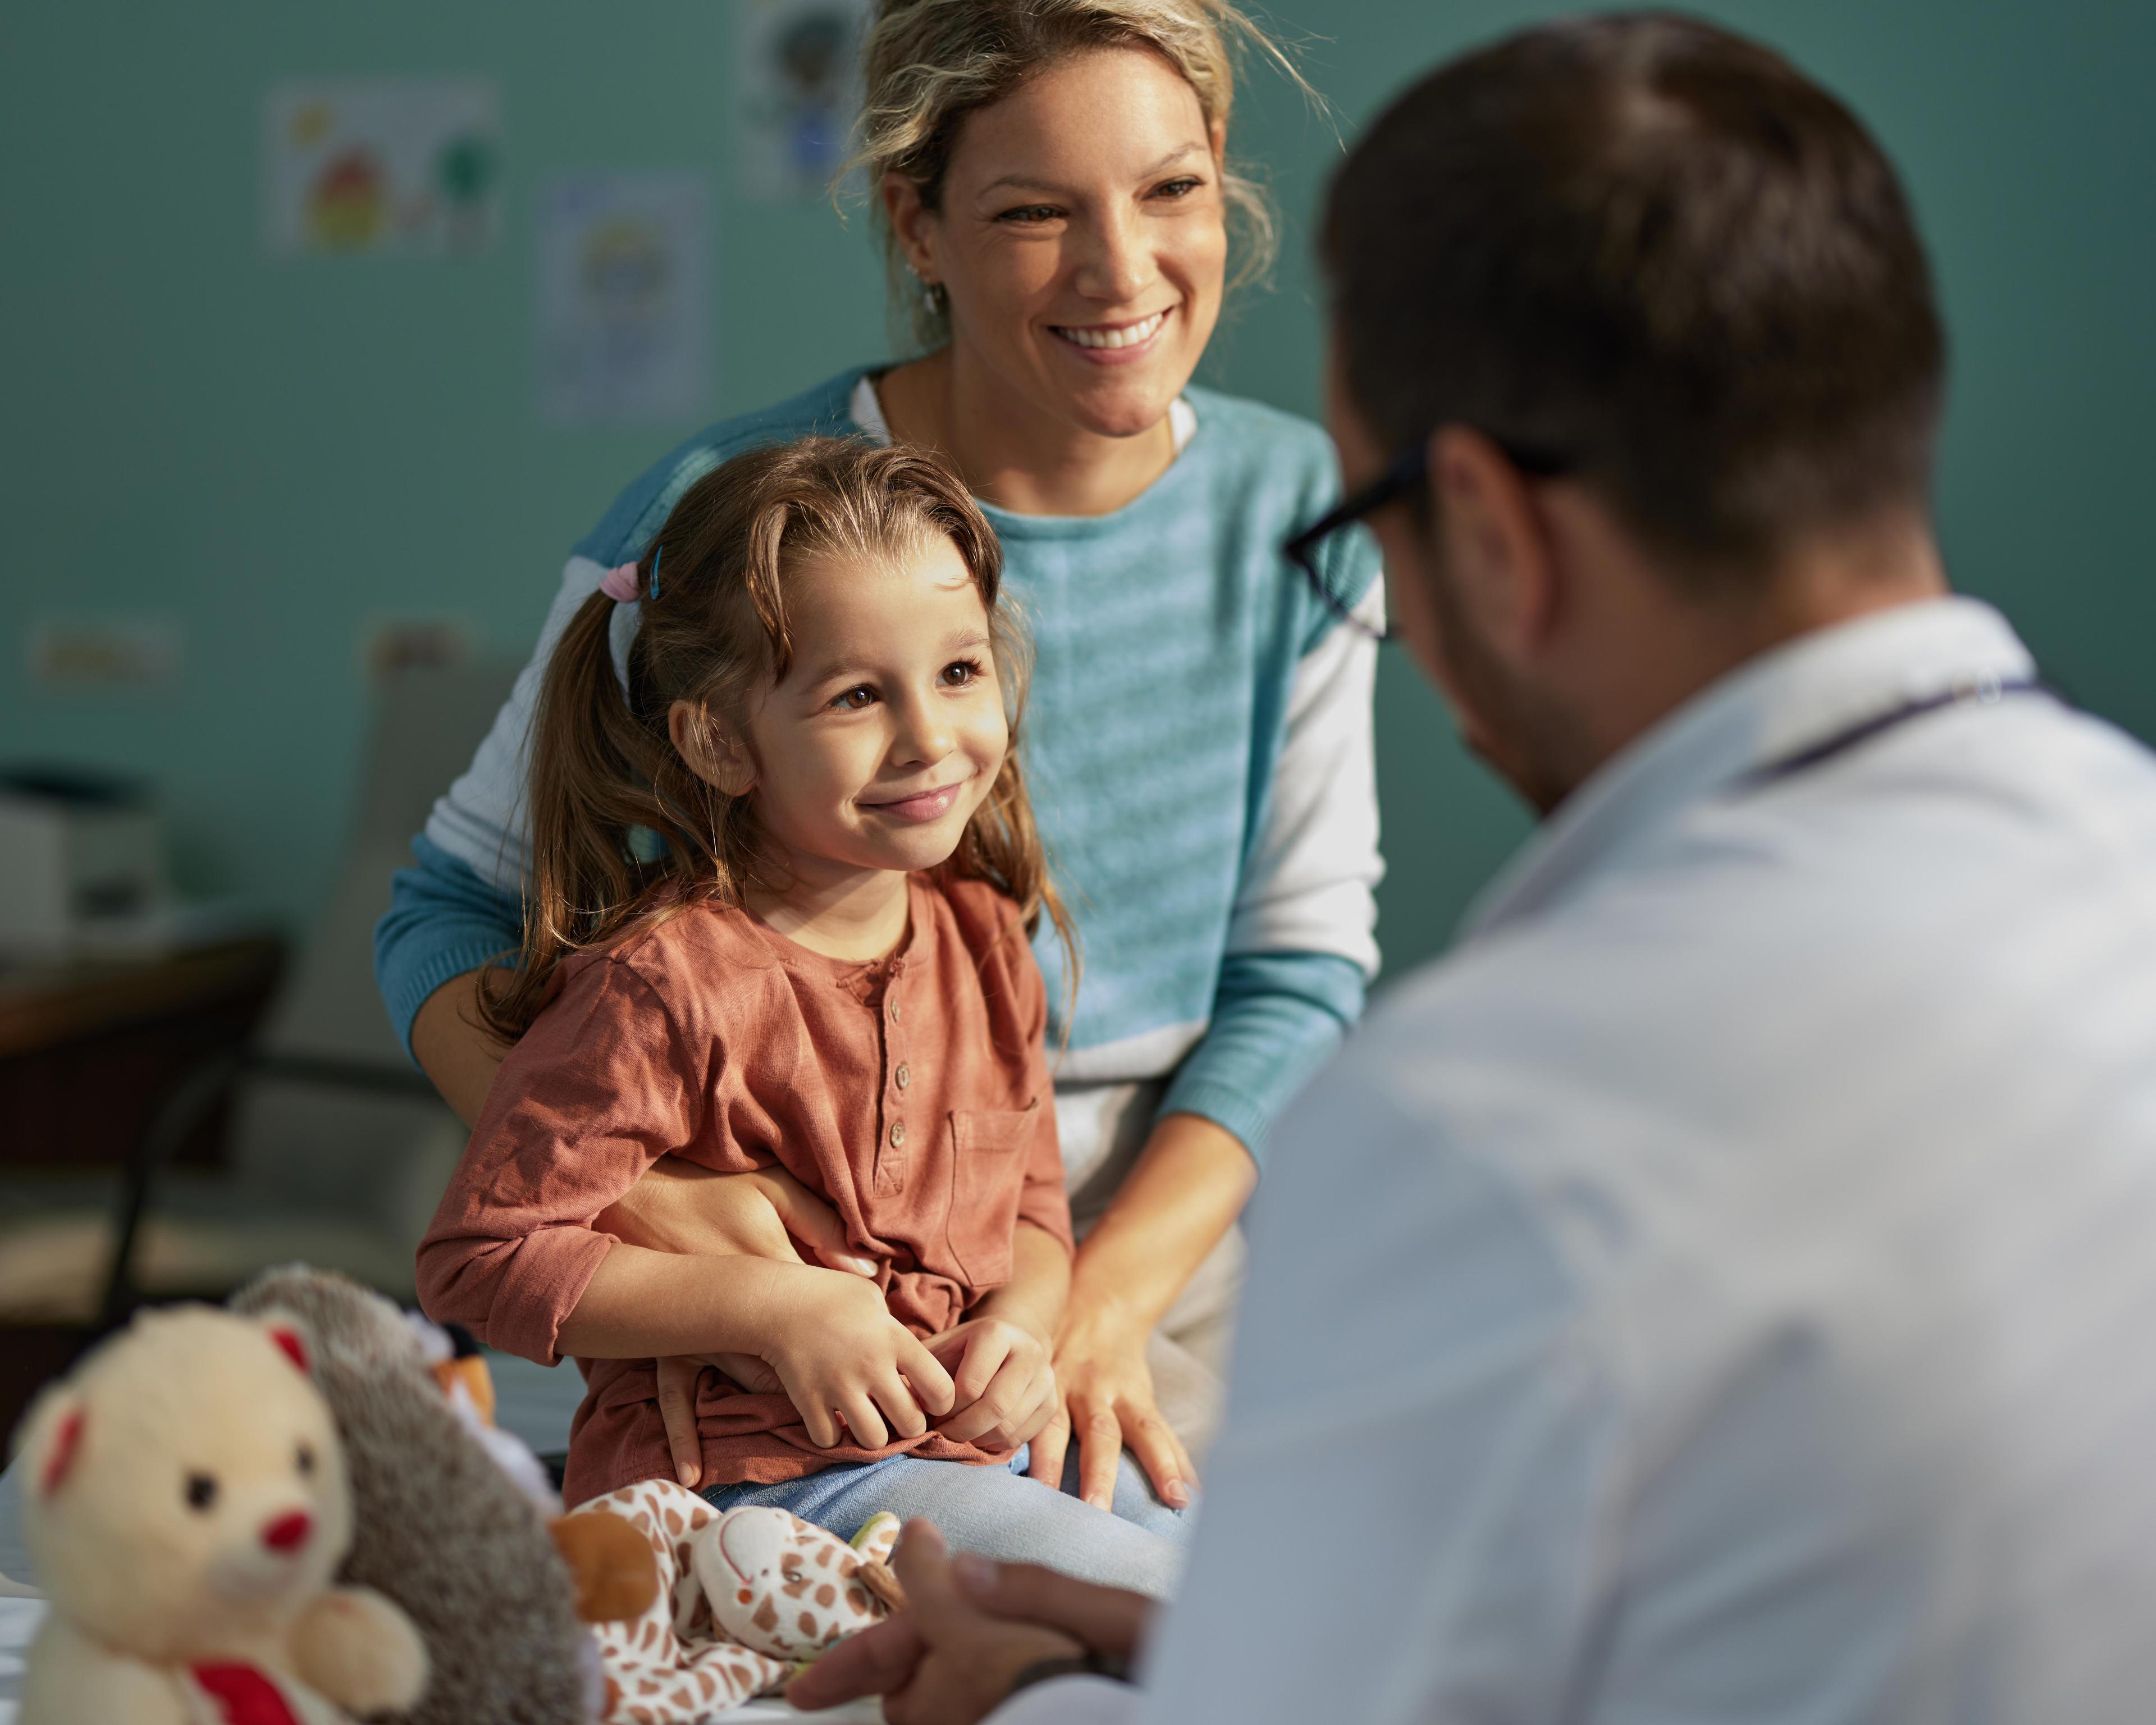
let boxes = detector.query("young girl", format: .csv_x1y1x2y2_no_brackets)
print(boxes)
416,437,1186,1593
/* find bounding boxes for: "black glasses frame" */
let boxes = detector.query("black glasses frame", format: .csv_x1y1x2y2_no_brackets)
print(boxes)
1283,436,1573,642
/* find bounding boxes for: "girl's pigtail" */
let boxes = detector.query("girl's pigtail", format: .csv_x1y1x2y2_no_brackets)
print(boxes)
477,583,679,1039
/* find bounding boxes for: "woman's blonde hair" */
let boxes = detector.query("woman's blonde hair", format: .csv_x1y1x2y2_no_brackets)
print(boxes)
480,436,1072,1041
853,0,1308,350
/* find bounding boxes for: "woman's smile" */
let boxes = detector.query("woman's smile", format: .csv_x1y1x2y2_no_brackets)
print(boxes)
1049,307,1175,362
859,773,974,823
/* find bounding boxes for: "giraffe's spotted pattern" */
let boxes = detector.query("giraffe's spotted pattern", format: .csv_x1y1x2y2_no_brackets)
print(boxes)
565,1480,789,1723
565,1479,905,1722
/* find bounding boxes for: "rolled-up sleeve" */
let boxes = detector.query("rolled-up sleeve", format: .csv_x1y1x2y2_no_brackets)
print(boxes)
415,960,704,1365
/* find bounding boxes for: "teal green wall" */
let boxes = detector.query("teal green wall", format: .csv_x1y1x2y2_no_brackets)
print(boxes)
5,3,2151,978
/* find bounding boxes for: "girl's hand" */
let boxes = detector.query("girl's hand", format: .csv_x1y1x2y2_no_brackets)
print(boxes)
764,1268,958,1451
1028,1308,1194,1511
602,1162,878,1485
924,1318,1058,1452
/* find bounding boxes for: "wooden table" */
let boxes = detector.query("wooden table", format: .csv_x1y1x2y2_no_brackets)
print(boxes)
0,935,285,1170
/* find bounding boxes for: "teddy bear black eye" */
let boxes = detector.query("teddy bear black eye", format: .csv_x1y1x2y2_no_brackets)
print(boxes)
295,1443,316,1477
185,1472,218,1512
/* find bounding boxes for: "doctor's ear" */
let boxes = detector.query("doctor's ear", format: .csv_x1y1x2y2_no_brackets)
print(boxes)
670,701,756,798
1428,425,1564,658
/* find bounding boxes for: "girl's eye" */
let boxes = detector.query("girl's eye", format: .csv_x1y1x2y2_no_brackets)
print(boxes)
997,203,1061,225
1153,176,1204,200
941,659,983,687
832,686,876,712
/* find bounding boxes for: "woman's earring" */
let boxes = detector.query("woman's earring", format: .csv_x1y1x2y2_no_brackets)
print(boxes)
921,278,947,317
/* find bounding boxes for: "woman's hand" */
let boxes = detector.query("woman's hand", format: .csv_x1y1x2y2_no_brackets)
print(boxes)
1029,1307,1194,1511
764,1269,958,1451
924,1318,1057,1452
1028,1112,1250,1511
597,1160,877,1485
652,1352,783,1488
596,1159,876,1273
786,1521,1091,1725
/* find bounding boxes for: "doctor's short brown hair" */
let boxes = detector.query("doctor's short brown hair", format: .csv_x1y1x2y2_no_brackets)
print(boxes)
1323,12,1946,580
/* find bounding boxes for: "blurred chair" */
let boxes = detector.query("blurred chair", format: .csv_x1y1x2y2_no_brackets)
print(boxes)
0,661,519,1325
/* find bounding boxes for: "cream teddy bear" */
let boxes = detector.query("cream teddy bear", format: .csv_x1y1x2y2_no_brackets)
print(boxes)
13,1305,430,1725
231,1265,657,1725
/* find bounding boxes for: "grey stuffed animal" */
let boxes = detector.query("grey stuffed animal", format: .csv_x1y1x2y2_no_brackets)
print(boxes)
232,1266,603,1724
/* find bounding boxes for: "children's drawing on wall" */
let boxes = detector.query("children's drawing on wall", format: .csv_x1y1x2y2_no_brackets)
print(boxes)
535,172,711,426
263,79,501,257
734,0,871,200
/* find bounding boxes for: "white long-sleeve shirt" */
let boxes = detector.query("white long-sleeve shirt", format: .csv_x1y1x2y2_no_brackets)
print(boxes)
1002,596,2156,1724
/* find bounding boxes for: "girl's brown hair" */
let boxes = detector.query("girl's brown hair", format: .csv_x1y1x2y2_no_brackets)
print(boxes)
480,436,1071,1040
853,0,1310,350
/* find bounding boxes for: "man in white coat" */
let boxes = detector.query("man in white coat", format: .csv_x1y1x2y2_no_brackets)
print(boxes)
793,14,2156,1723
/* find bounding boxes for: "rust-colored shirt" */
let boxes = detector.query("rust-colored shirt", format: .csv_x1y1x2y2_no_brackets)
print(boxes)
416,875,1071,1505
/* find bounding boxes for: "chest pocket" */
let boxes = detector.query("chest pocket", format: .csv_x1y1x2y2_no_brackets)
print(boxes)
944,1103,1037,1288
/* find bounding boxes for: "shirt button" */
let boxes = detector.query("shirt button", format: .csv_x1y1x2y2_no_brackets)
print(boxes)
895,1063,911,1091
889,1002,902,1025
890,1120,906,1148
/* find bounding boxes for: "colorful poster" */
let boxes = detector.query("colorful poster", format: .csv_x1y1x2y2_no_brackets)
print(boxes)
734,0,873,201
263,79,501,257
535,172,712,426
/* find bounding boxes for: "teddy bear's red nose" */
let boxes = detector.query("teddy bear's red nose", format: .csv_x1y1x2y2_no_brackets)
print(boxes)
261,1511,312,1554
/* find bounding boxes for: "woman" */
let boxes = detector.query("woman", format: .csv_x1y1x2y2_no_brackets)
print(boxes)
376,0,1382,1517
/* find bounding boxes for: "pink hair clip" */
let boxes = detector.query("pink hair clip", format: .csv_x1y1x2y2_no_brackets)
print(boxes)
598,544,663,605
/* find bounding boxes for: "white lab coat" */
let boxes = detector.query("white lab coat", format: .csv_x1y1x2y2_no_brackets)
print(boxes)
1001,597,2156,1724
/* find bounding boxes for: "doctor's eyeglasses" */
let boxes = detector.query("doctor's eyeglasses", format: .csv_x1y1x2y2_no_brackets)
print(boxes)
1282,437,1573,642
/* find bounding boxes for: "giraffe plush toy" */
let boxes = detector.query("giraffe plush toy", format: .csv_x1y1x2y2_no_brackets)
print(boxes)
567,1478,903,1723
693,1504,905,1658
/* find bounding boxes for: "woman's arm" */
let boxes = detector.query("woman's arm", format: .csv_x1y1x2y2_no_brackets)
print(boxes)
1029,1114,1254,1509
1036,569,1386,1507
410,971,504,1129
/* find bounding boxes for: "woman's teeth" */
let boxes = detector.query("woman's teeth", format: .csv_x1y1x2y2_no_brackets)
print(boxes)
1054,311,1167,350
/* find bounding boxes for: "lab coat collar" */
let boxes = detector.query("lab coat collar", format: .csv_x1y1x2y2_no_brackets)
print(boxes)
1461,595,2036,943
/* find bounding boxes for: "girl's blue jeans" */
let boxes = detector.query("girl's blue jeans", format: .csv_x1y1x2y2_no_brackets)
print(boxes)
703,1444,1191,1599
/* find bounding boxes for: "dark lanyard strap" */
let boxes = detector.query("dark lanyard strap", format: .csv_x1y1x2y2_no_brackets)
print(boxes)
1742,676,2050,790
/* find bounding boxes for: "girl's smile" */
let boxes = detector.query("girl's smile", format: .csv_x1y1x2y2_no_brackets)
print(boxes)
858,773,976,823
676,532,1011,960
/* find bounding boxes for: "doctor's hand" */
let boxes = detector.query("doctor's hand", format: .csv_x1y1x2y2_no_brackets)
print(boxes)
787,1521,1094,1725
599,1161,879,1486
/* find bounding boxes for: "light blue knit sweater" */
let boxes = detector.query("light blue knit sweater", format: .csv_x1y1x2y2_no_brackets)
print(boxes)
375,366,1382,1161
